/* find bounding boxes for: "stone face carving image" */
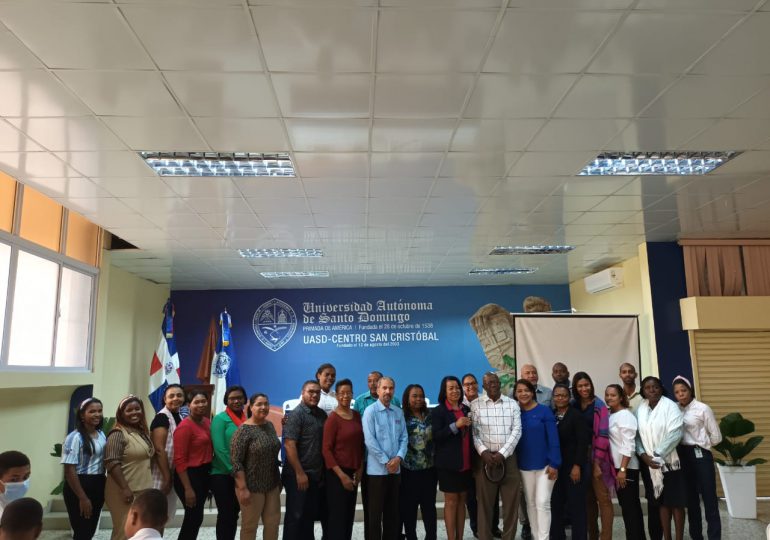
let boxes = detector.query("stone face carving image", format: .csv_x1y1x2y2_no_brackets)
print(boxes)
469,297,552,396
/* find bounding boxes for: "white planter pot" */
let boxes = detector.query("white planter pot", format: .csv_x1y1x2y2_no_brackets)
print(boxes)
717,464,757,519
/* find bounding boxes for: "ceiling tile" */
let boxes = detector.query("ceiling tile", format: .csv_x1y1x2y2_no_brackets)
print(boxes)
556,75,674,118
433,177,500,198
60,197,134,216
122,6,263,71
233,177,305,198
424,196,483,214
465,74,577,118
260,213,315,228
643,76,769,118
183,197,251,214
7,117,125,151
0,152,78,178
91,177,177,198
682,119,770,151
371,153,443,178
120,197,194,215
609,118,714,151
705,151,770,175
303,178,367,198
162,72,278,118
0,71,91,117
369,178,433,198
589,12,741,74
247,197,308,214
368,213,420,227
293,153,368,178
559,178,631,196
102,117,208,151
0,121,43,152
271,73,371,118
55,150,152,177
308,197,366,214
0,4,153,69
163,177,240,198
499,177,564,197
529,119,626,151
372,119,455,152
200,213,262,228
368,197,425,214
452,119,544,152
693,13,770,75
440,152,516,177
314,213,366,227
285,119,369,152
375,74,474,118
194,118,288,152
729,84,770,118
21,177,111,199
508,151,596,177
377,9,497,72
252,6,373,72
485,10,621,73
0,28,44,69
55,71,182,116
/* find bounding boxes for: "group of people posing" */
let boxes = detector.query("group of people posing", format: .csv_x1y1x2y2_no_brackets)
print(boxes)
0,360,722,540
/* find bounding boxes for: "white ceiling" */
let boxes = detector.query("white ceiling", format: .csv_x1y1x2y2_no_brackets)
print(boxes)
2,0,770,289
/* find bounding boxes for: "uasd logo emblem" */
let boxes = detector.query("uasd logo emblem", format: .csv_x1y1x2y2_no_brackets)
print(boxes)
253,298,297,352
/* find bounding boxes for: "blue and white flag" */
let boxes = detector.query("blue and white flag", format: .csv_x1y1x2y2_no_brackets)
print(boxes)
148,299,181,412
210,310,242,414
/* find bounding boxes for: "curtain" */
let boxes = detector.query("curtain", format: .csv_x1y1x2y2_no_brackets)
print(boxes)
743,246,770,296
683,245,744,296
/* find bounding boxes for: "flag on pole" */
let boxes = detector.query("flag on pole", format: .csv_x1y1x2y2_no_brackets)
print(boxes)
148,299,181,412
196,317,217,383
210,309,242,414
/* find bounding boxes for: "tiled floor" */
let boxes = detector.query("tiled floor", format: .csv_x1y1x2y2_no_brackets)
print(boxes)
39,501,768,539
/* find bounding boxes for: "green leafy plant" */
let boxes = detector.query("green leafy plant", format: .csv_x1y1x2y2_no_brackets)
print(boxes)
713,412,768,467
50,416,117,495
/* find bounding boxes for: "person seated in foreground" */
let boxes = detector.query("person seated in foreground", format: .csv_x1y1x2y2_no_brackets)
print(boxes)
0,497,43,540
0,451,32,519
124,489,168,540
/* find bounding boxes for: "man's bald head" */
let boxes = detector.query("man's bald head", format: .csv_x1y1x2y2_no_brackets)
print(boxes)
552,362,569,385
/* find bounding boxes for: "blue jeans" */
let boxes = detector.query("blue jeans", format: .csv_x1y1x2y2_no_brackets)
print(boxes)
678,445,721,540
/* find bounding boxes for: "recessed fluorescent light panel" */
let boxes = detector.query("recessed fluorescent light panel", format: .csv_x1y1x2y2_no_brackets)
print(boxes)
578,151,739,176
490,245,574,255
139,152,295,177
239,248,323,258
469,267,538,275
260,271,329,278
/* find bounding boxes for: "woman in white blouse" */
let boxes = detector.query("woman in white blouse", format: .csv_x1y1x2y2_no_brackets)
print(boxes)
605,385,645,540
672,376,722,540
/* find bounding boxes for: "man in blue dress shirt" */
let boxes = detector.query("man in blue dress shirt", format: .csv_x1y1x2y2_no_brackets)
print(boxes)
362,376,408,540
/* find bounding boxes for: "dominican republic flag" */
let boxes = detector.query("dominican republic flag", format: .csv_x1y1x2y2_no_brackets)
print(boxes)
210,310,242,414
148,299,181,412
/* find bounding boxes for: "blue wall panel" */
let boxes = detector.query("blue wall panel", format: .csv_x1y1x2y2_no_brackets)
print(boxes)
171,285,569,404
646,242,692,391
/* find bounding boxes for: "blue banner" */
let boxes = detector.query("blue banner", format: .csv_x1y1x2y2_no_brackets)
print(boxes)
172,285,569,406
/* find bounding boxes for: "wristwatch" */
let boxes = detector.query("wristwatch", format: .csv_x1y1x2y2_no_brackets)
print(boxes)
620,467,627,472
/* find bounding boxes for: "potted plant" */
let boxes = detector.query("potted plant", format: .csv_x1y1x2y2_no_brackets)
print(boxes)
713,412,767,519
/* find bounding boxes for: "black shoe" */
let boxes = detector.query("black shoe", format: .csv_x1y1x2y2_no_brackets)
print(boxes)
472,532,478,538
520,524,532,540
492,529,502,538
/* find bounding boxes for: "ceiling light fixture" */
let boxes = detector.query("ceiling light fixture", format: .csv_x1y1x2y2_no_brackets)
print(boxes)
238,248,323,258
139,152,295,177
578,151,739,176
490,245,574,255
469,267,538,275
260,271,329,278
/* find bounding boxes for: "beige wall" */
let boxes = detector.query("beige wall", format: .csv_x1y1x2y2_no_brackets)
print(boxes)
0,251,168,505
569,245,658,378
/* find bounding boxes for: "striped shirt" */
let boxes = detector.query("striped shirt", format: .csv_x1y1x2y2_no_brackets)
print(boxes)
61,430,107,475
469,394,522,458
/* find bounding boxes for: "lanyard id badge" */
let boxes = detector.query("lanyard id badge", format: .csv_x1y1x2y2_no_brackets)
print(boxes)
695,447,703,459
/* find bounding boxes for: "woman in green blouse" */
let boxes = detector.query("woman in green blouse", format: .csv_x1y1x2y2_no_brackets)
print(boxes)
231,393,281,540
399,384,437,540
210,385,248,540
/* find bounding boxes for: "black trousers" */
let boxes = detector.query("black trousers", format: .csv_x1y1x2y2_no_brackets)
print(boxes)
400,467,437,540
283,469,321,540
639,462,662,540
366,474,400,540
549,464,587,540
616,469,646,540
679,445,721,540
174,464,211,540
63,474,106,540
210,473,240,540
325,468,357,540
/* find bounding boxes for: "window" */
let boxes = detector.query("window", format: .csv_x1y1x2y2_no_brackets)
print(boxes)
0,241,96,370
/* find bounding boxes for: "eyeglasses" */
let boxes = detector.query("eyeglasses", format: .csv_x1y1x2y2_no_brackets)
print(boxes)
463,382,478,387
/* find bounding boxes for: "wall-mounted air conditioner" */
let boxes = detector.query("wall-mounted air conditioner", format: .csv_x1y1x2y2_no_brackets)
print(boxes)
584,267,624,294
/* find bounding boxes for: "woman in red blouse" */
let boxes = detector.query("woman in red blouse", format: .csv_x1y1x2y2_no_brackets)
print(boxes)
172,391,213,540
322,379,364,540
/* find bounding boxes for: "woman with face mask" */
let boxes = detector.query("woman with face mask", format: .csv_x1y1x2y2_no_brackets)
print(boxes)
104,395,155,540
61,397,107,540
150,384,185,521
0,451,31,520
